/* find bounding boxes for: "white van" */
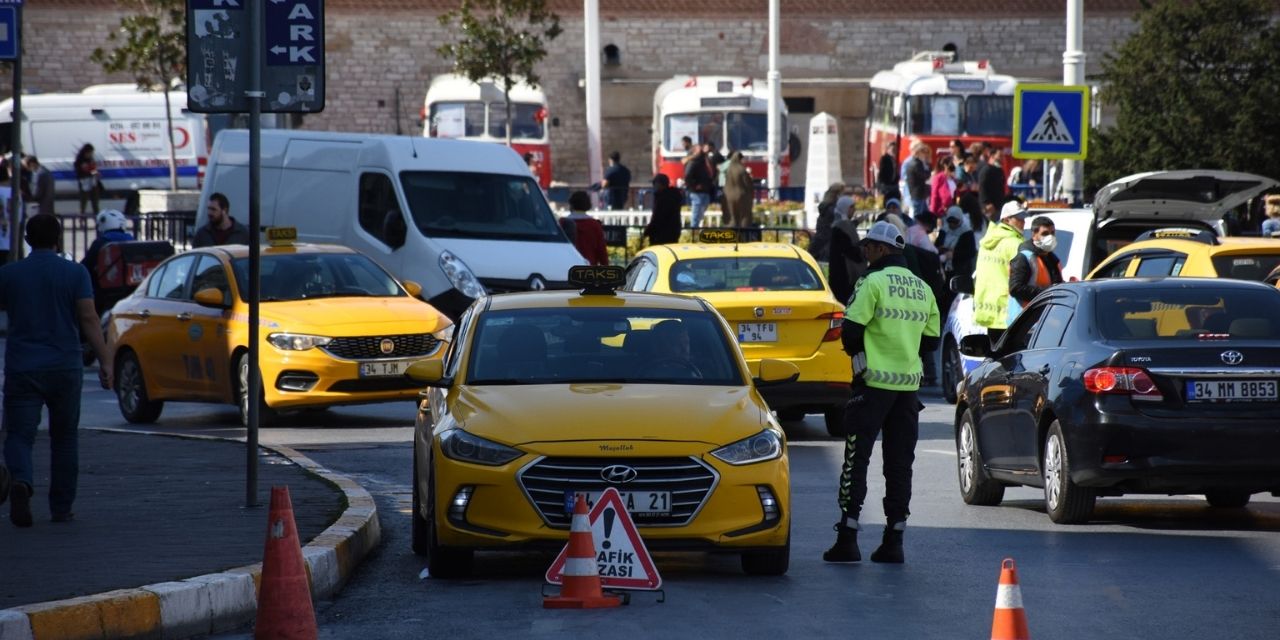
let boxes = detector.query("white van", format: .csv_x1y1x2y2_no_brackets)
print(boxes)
198,130,585,318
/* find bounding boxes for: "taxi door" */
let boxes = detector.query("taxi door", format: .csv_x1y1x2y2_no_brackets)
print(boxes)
185,254,235,399
127,254,200,396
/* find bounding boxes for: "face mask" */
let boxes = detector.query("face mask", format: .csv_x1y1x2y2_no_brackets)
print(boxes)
1034,234,1058,253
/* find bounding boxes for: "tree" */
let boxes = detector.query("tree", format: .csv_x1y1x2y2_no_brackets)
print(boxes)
91,0,186,190
1086,0,1280,195
436,0,562,145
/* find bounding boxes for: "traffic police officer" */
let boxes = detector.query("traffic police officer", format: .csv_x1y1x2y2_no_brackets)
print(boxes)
824,221,940,564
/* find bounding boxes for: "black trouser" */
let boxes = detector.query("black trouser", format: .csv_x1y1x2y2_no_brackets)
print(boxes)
837,384,921,524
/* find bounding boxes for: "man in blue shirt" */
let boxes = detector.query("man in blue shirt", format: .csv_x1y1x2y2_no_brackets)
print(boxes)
0,214,113,527
600,151,632,210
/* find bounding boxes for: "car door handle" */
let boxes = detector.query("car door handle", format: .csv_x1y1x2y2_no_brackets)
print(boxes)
1039,365,1051,375
139,310,150,319
177,312,192,322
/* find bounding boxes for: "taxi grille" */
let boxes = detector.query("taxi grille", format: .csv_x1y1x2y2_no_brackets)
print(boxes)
518,456,718,528
320,333,441,360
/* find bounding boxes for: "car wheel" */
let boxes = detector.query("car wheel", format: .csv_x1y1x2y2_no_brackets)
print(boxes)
956,410,1004,506
1043,421,1095,524
115,351,163,424
823,406,845,438
1204,489,1251,509
941,338,961,405
423,457,474,579
237,353,279,428
776,409,805,423
740,530,789,576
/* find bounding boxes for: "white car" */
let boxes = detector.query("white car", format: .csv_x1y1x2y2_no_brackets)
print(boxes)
939,170,1280,403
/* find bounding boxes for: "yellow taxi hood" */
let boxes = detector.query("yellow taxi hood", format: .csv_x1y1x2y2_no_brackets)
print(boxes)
452,384,765,447
261,296,448,333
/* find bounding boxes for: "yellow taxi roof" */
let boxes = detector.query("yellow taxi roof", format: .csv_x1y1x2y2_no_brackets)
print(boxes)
659,242,807,260
1122,236,1280,255
206,243,357,259
484,289,709,312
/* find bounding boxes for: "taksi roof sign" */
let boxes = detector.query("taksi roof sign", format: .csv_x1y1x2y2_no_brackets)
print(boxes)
545,487,662,590
1012,84,1089,160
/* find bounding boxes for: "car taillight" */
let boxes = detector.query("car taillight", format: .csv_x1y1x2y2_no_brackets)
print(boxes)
1083,367,1163,401
819,311,843,342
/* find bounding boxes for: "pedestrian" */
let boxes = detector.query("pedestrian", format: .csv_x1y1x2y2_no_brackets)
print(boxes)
827,195,867,304
876,141,900,200
809,183,846,261
973,199,1029,343
566,190,608,266
1261,195,1280,237
600,151,632,211
23,155,56,216
823,220,940,564
683,142,714,229
721,151,755,228
948,139,967,164
192,192,251,247
955,153,980,198
523,152,540,180
977,146,1008,215
0,213,113,527
80,209,136,312
936,206,976,322
1009,215,1064,309
929,155,956,217
74,144,102,216
702,142,724,211
644,174,683,246
904,142,932,217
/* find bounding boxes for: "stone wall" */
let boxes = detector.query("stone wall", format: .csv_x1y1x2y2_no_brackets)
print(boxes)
7,3,1143,186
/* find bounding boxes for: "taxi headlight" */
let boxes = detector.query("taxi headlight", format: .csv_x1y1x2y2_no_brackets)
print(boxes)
711,429,783,465
439,429,522,466
439,251,487,300
267,332,332,351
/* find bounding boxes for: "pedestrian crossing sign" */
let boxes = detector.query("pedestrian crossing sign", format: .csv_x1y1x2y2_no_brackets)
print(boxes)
1012,84,1089,160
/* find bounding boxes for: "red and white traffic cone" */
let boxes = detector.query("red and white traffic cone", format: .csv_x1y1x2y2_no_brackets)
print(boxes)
990,557,1030,640
543,496,622,609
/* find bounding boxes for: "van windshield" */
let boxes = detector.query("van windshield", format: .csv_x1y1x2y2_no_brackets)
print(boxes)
400,171,565,241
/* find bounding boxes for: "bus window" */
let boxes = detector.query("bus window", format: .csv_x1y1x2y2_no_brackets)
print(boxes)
664,113,724,152
488,103,547,140
965,96,1013,136
727,112,775,153
907,96,963,136
430,102,486,138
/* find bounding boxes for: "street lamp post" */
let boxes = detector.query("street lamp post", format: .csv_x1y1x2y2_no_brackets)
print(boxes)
766,0,781,196
1062,0,1085,204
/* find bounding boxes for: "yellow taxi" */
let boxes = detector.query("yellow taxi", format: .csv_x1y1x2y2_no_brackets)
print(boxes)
623,230,849,436
409,266,795,578
1088,228,1280,282
108,234,452,426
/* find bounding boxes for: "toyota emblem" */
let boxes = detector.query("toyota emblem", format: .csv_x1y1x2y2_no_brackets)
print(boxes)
1220,350,1244,366
600,464,638,484
380,338,395,355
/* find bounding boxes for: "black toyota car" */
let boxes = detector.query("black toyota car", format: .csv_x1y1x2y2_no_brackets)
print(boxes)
954,278,1280,524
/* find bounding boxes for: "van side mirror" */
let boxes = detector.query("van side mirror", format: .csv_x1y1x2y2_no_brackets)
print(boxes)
950,275,974,295
194,287,229,309
959,334,992,359
383,211,407,250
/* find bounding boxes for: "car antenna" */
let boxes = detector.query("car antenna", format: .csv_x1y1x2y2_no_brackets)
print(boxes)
410,137,418,159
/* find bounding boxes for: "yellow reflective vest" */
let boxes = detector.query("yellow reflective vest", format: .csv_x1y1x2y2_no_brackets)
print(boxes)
973,222,1024,330
845,264,941,391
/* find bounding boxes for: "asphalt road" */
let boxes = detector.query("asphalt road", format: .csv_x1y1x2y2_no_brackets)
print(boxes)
78,378,1280,640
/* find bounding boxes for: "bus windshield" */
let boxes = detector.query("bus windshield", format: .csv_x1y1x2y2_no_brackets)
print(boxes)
429,102,486,138
400,171,564,241
966,96,1014,136
488,103,546,140
664,113,724,152
905,95,1013,136
664,112,784,154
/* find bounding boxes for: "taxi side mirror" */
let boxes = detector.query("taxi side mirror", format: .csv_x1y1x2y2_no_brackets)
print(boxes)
193,287,229,309
402,280,423,298
959,334,992,359
406,359,450,387
754,359,800,387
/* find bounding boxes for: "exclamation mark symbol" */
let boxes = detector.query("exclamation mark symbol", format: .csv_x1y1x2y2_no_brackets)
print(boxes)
602,508,615,549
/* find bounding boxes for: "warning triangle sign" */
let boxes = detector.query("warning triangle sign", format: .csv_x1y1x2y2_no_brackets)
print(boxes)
545,487,663,590
1027,101,1074,145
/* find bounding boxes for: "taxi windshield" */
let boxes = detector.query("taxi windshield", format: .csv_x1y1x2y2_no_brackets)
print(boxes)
232,253,405,302
669,257,826,293
466,307,742,385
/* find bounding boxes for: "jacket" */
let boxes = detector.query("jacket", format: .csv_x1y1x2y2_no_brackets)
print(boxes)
972,221,1024,329
569,213,610,266
1008,240,1064,306
683,153,713,193
192,218,252,248
904,157,930,202
877,152,899,194
929,171,954,216
721,155,755,226
827,218,866,304
977,162,1007,210
840,253,941,390
645,188,683,245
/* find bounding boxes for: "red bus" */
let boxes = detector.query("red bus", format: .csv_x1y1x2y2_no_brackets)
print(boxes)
423,74,553,189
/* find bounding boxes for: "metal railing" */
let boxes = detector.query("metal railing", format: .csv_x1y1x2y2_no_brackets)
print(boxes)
602,223,813,264
56,211,195,262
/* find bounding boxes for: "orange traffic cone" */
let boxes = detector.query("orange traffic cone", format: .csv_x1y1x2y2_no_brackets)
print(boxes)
543,496,623,609
254,486,318,639
990,557,1030,640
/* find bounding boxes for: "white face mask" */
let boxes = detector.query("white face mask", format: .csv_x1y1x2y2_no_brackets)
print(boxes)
1034,233,1058,253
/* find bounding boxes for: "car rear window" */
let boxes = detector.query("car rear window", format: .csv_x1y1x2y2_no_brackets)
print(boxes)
1211,254,1280,282
1096,287,1280,340
669,257,825,293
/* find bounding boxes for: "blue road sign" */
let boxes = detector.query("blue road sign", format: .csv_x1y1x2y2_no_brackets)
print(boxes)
1012,84,1090,160
266,0,321,66
0,7,16,61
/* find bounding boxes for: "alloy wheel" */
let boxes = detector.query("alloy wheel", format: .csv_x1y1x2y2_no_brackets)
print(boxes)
959,421,977,494
1044,433,1064,511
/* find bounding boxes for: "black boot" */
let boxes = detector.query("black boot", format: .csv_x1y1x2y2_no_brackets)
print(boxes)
822,522,861,563
870,522,904,563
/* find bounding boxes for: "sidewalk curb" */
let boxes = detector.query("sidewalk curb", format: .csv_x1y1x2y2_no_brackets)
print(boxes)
0,429,382,640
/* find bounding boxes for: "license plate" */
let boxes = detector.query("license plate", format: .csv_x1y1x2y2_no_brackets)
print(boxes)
1186,379,1277,402
564,490,671,516
359,360,413,378
737,322,777,343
